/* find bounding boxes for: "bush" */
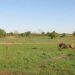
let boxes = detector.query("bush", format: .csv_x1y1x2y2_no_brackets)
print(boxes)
0,28,6,37
73,31,75,36
48,31,57,39
60,33,66,37
41,32,45,35
8,32,14,36
25,31,31,37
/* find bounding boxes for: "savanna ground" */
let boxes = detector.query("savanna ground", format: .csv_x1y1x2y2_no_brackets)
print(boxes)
0,36,75,75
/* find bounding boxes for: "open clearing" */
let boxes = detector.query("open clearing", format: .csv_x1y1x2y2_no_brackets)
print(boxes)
0,36,75,75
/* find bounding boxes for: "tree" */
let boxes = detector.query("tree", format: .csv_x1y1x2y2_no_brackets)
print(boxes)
8,32,14,36
73,31,75,36
20,33,25,37
60,33,66,37
41,32,45,35
0,28,6,37
46,32,50,35
14,30,19,36
48,31,57,39
25,31,31,36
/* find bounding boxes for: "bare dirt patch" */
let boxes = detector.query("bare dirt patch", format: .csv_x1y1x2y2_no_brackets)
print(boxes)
0,70,12,75
0,42,50,45
0,70,27,75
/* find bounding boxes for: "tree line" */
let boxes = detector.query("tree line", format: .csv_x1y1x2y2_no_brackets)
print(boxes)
0,28,75,38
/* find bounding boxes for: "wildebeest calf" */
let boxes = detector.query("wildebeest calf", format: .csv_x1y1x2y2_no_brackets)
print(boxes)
59,42,68,49
68,44,75,49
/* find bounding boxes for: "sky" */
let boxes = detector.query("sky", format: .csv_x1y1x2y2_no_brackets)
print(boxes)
0,0,75,33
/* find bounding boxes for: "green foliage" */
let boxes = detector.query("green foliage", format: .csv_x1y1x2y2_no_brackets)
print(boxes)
25,31,31,36
46,32,50,35
60,33,66,37
19,32,31,37
8,32,14,36
20,33,26,37
48,31,57,39
41,32,45,35
73,31,75,36
0,28,6,37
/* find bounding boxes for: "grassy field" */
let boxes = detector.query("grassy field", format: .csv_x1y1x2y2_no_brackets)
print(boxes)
0,36,75,75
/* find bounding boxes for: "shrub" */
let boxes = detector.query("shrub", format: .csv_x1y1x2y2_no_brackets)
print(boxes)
73,31,75,36
48,31,57,39
0,28,6,37
60,33,66,37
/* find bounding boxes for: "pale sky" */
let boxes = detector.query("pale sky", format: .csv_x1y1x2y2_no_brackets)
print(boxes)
0,0,75,33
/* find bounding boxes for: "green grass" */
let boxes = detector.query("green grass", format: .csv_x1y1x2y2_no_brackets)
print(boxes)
0,36,75,75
